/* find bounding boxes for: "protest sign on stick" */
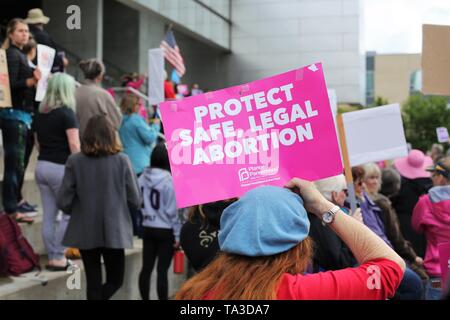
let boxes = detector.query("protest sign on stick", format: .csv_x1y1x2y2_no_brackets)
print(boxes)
339,104,408,212
342,104,408,167
148,48,164,106
336,114,357,214
436,127,449,143
160,63,343,207
422,24,450,96
36,44,55,102
0,49,12,108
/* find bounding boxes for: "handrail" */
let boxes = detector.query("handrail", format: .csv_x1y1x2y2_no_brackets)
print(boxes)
74,82,165,140
109,87,164,121
110,86,150,102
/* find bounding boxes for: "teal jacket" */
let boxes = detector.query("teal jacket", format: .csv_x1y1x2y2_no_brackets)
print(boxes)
119,114,160,175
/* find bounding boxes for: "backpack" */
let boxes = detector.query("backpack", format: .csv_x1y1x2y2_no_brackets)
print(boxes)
0,214,40,276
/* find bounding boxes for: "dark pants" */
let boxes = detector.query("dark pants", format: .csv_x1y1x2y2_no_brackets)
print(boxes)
130,172,143,238
139,227,174,300
17,121,35,203
1,119,27,214
79,248,125,300
398,214,426,258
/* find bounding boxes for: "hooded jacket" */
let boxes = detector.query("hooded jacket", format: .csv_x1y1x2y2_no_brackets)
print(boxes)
138,167,181,241
412,185,450,277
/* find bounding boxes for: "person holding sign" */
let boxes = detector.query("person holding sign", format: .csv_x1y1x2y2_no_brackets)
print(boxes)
24,8,68,73
365,163,426,276
412,157,450,300
308,174,358,272
176,180,405,300
353,166,423,300
16,37,40,217
0,18,41,223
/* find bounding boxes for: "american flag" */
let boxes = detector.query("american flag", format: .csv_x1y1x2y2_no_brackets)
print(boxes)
160,29,186,77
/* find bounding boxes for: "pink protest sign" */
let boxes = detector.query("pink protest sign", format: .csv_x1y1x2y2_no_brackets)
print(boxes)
160,63,343,208
439,242,450,291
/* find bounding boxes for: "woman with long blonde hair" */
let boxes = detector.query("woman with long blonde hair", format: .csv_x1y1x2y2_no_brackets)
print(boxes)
176,179,406,300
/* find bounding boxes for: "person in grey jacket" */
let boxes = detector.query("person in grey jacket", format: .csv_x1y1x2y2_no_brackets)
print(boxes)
75,58,122,138
138,143,182,300
57,115,140,300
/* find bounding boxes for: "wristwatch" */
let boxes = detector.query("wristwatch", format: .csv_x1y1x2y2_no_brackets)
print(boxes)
321,205,340,226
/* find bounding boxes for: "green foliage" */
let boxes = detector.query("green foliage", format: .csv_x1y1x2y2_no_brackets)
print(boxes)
402,94,450,152
374,96,389,107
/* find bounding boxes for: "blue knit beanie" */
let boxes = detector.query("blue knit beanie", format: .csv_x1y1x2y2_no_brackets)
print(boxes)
218,186,310,257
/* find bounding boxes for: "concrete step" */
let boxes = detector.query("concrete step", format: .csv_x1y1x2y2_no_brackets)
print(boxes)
1,148,188,299
0,148,42,211
20,214,46,256
0,239,188,300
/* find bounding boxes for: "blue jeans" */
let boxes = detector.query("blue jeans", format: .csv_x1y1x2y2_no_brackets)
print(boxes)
395,266,423,300
425,278,442,300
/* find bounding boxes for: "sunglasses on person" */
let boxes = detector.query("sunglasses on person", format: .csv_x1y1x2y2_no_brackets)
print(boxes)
355,180,363,186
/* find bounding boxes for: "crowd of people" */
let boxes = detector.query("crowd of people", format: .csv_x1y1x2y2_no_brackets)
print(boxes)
0,9,449,301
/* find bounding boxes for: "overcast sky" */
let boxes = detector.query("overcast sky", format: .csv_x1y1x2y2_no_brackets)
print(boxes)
364,0,450,54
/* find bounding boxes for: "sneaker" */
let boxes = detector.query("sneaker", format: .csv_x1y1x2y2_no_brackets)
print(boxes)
17,203,38,214
20,201,38,211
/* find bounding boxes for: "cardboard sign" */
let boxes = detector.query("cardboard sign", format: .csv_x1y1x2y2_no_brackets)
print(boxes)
0,49,12,108
436,127,449,143
342,104,408,166
160,63,343,207
36,44,56,102
422,24,450,96
439,242,450,292
148,48,164,105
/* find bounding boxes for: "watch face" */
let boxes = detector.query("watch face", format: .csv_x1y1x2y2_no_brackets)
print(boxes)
323,212,333,224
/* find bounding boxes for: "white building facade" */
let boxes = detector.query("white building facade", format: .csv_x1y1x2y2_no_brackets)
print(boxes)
42,0,365,104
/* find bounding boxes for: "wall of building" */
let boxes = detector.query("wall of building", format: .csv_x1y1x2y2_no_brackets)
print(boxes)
103,0,139,77
117,0,231,51
374,54,421,105
227,0,366,104
43,0,102,60
41,0,366,101
175,31,230,91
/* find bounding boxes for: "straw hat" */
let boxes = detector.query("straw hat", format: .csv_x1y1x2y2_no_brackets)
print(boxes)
24,8,50,25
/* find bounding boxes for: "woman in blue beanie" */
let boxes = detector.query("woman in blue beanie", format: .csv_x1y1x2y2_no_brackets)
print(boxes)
176,178,406,300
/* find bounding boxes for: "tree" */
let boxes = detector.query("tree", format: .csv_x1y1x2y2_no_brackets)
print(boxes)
402,94,450,153
374,96,389,107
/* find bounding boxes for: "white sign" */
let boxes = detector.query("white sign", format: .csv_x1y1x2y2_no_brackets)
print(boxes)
328,89,337,117
148,48,164,106
36,44,55,102
342,104,408,166
437,127,449,143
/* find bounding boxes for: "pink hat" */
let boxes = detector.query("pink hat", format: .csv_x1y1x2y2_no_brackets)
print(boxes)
394,149,433,179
